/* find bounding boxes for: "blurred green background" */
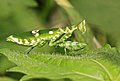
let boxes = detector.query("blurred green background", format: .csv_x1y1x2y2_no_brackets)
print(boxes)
0,0,120,81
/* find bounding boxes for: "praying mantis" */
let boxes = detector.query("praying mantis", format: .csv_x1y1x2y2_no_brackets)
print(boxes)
6,20,87,54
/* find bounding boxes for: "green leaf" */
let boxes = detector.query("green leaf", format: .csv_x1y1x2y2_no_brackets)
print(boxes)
0,46,120,81
0,76,16,81
0,54,15,74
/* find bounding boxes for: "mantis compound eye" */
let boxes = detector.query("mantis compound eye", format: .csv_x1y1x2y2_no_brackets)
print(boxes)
31,30,40,37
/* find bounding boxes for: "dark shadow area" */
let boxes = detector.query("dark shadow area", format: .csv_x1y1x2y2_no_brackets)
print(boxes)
28,78,73,81
5,72,25,80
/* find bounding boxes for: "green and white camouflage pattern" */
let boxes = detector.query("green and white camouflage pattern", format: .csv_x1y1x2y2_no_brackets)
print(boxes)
6,20,87,54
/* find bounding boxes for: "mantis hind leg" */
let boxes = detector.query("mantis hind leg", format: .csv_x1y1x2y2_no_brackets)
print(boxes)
25,41,47,54
38,41,47,48
25,46,35,54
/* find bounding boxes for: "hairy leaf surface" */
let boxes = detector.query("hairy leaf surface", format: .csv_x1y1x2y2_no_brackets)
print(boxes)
0,45,120,81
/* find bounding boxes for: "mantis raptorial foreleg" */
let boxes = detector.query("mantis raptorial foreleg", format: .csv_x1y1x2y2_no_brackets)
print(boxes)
26,40,47,54
58,41,86,54
49,27,73,46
